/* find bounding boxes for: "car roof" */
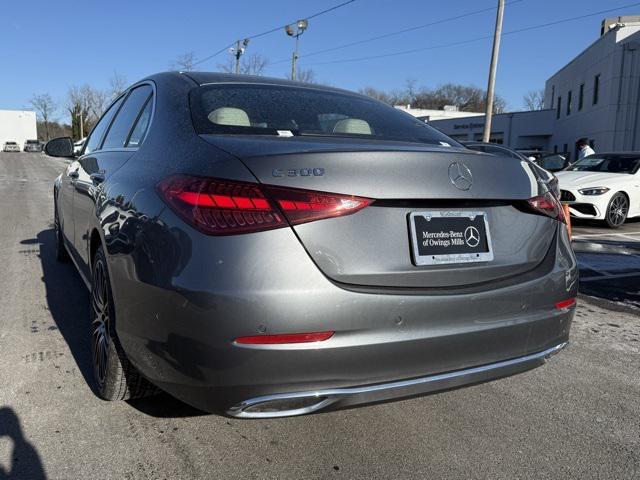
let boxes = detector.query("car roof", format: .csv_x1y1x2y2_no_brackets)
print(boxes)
146,71,367,98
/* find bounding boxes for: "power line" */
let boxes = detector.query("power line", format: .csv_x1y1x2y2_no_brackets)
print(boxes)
190,0,356,68
301,1,640,67
270,0,524,65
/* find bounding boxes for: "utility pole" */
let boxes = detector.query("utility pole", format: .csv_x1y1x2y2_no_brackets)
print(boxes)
230,38,250,74
285,19,308,81
482,0,505,143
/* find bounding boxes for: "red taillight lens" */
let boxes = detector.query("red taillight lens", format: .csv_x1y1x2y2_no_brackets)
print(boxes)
527,191,566,223
263,184,372,226
157,175,371,235
235,331,334,345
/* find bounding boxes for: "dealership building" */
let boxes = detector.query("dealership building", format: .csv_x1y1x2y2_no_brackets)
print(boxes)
427,16,640,161
0,110,37,149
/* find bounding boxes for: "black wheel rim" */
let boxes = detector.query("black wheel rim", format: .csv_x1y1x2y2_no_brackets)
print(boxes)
91,259,110,387
608,195,628,226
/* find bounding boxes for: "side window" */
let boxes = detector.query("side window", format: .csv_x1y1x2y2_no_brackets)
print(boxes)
126,96,153,147
84,96,124,154
102,85,153,150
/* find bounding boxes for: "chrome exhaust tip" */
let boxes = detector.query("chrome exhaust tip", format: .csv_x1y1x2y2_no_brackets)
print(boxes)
227,394,337,419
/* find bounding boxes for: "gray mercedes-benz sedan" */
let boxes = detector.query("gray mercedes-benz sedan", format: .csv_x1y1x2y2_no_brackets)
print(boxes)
46,72,577,418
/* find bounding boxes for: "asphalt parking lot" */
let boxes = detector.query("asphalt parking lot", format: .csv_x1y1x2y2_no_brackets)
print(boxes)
0,152,638,479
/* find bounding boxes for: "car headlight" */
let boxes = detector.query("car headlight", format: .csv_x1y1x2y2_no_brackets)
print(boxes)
578,187,610,196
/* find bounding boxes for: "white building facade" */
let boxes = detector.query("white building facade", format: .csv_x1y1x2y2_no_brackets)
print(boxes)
431,17,640,161
0,110,37,149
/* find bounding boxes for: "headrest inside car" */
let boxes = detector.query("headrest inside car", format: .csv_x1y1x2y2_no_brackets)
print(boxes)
333,118,372,135
208,107,250,127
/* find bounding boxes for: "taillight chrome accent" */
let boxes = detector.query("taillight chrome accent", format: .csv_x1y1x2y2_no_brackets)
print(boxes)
527,191,566,224
157,175,371,235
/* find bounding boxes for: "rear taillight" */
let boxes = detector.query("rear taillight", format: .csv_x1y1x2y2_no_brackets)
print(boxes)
157,175,371,235
527,191,566,223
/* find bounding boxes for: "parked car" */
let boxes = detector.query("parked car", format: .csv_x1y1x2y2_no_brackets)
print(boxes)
3,141,20,152
516,150,571,172
23,139,42,152
73,137,86,155
46,72,577,418
463,142,559,197
555,152,640,228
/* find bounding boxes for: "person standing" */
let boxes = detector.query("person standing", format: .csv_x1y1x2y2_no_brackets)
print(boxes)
577,138,595,159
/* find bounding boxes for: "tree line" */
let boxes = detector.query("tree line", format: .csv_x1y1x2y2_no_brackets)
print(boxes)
29,72,127,142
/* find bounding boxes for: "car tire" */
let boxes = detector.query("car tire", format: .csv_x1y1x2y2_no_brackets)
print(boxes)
54,206,69,263
90,246,157,400
604,192,629,228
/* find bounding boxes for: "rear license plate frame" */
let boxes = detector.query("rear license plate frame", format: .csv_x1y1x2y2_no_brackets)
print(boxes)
408,211,494,266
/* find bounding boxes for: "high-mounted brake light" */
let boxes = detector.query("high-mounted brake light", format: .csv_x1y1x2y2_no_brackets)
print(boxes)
527,191,566,224
157,175,371,235
235,331,334,345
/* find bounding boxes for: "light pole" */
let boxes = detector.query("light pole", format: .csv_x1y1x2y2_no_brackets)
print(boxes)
229,38,250,74
285,19,308,81
482,0,505,143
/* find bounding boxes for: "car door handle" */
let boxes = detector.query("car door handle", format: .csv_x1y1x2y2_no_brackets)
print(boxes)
90,172,106,184
68,170,79,179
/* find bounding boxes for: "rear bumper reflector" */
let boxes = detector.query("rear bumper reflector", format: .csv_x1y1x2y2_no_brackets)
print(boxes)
555,298,576,310
235,331,334,345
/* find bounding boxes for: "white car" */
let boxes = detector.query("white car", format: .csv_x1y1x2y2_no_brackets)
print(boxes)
73,137,86,155
556,152,640,228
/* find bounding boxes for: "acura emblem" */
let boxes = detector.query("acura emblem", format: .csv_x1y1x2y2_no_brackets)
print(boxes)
464,226,480,247
448,162,473,191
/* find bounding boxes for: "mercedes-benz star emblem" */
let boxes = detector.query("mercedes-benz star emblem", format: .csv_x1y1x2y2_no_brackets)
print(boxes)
464,226,480,248
448,162,473,191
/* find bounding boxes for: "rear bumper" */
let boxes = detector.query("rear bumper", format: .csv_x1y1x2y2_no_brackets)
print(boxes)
227,342,568,418
110,212,577,415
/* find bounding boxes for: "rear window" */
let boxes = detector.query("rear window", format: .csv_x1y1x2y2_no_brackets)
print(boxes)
190,84,460,146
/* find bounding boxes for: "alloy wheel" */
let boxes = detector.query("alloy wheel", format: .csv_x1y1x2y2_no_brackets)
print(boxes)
91,259,110,387
607,195,628,227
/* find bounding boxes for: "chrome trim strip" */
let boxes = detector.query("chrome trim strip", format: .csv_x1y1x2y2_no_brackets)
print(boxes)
227,342,568,419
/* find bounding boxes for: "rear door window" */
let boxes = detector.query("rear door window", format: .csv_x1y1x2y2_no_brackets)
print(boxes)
126,96,153,147
102,85,152,150
84,96,124,154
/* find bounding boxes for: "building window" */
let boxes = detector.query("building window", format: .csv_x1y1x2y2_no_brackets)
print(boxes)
551,86,555,109
567,90,572,116
579,83,584,110
593,74,600,105
556,96,562,119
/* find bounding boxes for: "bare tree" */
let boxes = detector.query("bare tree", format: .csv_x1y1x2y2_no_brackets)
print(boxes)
171,51,196,71
218,53,269,76
67,85,105,140
293,68,316,84
109,71,128,99
359,87,409,105
523,89,545,110
412,83,507,113
29,93,57,141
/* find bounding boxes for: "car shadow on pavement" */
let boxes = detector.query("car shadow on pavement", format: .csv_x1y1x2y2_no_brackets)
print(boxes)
24,229,93,387
0,407,46,480
27,229,206,419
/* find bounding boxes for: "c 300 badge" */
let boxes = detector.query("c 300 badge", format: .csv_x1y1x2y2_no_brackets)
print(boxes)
272,168,325,177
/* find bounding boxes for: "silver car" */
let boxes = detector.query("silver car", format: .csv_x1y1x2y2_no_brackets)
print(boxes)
3,141,20,152
47,73,577,418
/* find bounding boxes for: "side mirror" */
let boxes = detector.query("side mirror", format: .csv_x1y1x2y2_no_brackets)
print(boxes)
45,137,75,158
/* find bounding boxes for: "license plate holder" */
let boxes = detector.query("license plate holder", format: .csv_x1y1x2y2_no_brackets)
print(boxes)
409,211,494,266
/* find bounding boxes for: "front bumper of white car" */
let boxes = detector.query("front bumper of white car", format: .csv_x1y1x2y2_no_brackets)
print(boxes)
559,188,612,220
